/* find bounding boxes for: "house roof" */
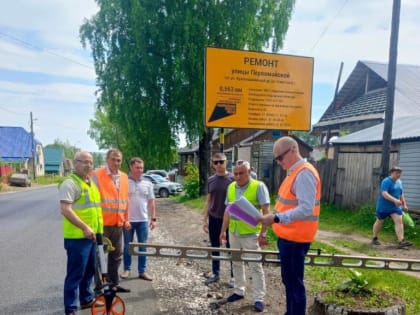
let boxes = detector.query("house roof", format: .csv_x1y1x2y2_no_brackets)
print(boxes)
314,61,420,128
0,126,38,162
330,115,420,145
43,148,64,168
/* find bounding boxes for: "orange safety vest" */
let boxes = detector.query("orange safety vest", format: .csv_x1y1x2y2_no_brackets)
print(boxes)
272,162,321,243
94,168,129,227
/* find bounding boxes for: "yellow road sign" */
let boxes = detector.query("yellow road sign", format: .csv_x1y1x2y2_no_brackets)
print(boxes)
205,47,314,130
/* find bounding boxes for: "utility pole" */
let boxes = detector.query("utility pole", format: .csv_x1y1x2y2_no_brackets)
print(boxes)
381,0,400,180
30,111,36,180
219,128,224,153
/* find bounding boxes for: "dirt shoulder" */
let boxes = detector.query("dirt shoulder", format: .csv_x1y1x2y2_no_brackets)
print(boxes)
147,198,419,314
148,197,290,314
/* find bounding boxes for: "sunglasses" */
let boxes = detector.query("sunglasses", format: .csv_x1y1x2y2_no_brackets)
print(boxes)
213,160,225,165
274,148,291,162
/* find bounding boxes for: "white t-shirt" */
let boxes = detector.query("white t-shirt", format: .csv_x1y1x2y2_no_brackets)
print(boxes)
59,178,81,202
128,177,155,222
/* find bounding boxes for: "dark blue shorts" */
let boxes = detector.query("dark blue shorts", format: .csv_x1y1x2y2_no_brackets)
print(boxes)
376,207,403,220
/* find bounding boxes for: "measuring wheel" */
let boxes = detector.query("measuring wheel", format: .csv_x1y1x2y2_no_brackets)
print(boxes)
91,288,125,315
93,234,126,314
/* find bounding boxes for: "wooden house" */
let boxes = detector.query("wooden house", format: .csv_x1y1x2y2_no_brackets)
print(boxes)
312,61,420,144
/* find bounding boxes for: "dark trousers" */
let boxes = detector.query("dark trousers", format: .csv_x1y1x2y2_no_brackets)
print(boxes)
103,226,123,286
209,215,233,277
277,238,310,315
64,239,96,315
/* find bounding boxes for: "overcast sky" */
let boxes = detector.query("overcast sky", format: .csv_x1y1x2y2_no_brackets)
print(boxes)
0,0,419,152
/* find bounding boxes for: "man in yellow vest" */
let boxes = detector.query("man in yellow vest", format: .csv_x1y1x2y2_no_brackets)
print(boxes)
258,136,321,315
59,151,103,315
220,160,270,313
92,148,130,293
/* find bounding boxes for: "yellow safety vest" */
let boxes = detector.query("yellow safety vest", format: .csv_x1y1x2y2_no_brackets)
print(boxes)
227,180,262,235
62,174,103,239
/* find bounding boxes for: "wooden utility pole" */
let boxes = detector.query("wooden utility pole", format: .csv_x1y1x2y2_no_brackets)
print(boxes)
325,62,344,155
219,128,224,153
381,0,400,180
30,111,36,180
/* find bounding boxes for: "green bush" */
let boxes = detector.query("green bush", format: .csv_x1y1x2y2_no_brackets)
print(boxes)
183,161,199,199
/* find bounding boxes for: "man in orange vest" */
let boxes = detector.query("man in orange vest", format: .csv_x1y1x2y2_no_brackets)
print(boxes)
92,148,131,293
258,136,321,315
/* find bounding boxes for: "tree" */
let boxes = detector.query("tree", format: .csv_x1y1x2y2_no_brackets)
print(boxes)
80,0,296,193
292,131,320,147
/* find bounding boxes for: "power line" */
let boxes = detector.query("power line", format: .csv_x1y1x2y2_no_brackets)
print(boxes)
310,0,350,52
0,105,27,116
0,30,94,70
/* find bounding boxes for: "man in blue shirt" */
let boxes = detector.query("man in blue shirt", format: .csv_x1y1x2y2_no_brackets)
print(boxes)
372,166,412,248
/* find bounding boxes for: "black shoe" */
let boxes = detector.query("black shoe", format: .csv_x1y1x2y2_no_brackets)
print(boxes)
80,299,105,309
254,301,265,312
112,285,131,293
204,275,220,285
371,237,381,245
227,293,244,302
398,240,413,248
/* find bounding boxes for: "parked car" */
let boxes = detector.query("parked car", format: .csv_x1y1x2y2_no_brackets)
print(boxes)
9,173,31,187
142,174,182,198
145,169,169,180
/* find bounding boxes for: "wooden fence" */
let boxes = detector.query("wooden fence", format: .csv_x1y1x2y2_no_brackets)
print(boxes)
314,144,399,210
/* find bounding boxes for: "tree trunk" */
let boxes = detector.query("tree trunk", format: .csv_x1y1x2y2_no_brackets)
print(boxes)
198,128,213,196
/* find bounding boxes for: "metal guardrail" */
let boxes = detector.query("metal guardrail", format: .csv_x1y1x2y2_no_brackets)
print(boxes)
129,242,420,272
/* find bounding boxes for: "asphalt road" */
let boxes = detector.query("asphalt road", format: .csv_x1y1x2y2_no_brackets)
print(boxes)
0,185,159,315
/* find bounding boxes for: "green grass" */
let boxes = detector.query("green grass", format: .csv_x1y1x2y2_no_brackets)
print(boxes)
178,197,420,313
174,195,206,211
34,175,64,185
320,202,419,247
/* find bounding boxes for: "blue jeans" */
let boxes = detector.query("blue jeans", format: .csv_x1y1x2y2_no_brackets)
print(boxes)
277,238,310,315
123,221,148,273
64,238,96,315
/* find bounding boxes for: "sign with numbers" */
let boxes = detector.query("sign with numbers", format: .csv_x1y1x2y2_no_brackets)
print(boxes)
205,47,313,130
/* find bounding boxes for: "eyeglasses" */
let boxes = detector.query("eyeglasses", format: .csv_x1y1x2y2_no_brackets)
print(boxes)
76,159,93,165
213,160,225,165
274,148,291,162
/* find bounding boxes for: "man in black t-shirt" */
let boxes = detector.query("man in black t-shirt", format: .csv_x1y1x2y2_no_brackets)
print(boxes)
202,152,235,286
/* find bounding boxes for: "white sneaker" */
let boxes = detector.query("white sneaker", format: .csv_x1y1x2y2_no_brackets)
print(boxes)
228,277,235,288
120,270,130,279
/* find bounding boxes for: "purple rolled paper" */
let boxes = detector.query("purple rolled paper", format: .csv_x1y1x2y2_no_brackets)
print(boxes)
226,203,259,227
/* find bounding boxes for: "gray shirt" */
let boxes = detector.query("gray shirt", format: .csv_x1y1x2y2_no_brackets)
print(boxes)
225,179,270,208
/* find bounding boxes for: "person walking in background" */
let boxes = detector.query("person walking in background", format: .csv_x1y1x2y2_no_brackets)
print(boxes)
250,167,257,179
120,157,156,281
372,166,412,248
59,151,103,315
202,152,234,287
258,136,321,315
220,160,270,313
92,148,131,293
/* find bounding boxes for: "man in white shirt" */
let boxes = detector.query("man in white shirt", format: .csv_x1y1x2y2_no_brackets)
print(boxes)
120,157,156,281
